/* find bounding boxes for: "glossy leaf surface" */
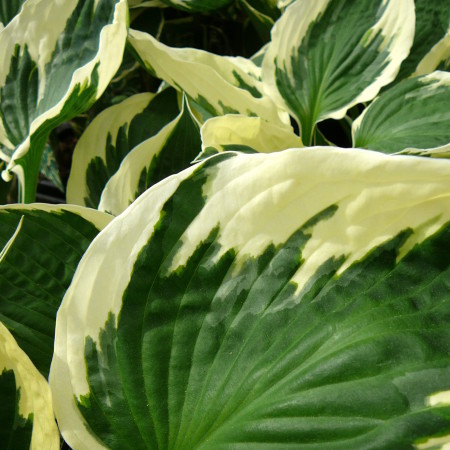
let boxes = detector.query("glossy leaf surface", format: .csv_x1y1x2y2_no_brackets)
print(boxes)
51,148,450,449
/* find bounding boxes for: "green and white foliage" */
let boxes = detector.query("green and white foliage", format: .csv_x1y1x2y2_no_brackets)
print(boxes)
0,322,59,449
128,29,288,126
0,204,112,377
262,0,415,145
98,96,201,215
414,28,450,76
0,0,25,28
200,114,302,156
67,89,180,209
238,0,280,42
159,0,233,11
396,0,450,79
0,0,128,202
353,71,450,155
51,148,450,449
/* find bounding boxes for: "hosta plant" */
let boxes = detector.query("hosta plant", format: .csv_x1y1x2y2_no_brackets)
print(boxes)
0,0,449,448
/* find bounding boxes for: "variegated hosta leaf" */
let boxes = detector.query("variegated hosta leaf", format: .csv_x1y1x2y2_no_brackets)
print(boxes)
200,114,302,157
262,0,415,145
0,204,112,377
414,28,450,76
397,0,450,79
0,0,25,27
128,29,288,126
51,148,450,449
99,96,201,215
67,89,179,209
0,322,59,449
238,0,277,42
0,0,128,202
159,0,232,11
353,71,450,154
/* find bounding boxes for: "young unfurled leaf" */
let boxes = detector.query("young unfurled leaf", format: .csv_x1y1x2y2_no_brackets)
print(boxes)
51,148,450,449
98,96,201,215
262,0,415,145
128,28,288,126
67,89,180,209
353,71,450,154
0,0,128,202
0,322,59,449
0,204,112,377
200,114,302,156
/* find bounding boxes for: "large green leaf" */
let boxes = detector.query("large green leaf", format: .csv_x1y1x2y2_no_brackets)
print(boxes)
0,322,59,449
67,89,180,209
51,148,450,449
128,28,288,126
262,0,415,145
0,204,112,377
98,96,201,215
352,71,450,154
0,0,127,202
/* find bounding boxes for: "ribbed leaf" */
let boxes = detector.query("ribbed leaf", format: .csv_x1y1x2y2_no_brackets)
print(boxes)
262,0,415,145
0,0,127,202
353,71,450,154
128,28,288,125
0,204,112,377
98,96,201,215
0,322,59,449
67,89,180,208
200,114,302,156
51,148,450,449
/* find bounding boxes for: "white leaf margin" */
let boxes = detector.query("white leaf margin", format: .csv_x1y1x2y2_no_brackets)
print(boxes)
0,0,128,188
262,0,416,122
128,28,289,126
98,98,199,215
0,321,59,450
0,202,114,230
413,25,450,76
67,92,156,206
51,147,450,449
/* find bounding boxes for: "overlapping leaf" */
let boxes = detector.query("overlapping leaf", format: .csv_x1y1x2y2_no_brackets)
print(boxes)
67,89,180,208
51,148,450,449
98,96,201,215
262,0,415,145
200,114,302,157
396,0,450,79
353,71,450,154
128,28,288,125
0,0,127,201
0,204,112,377
0,322,59,449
